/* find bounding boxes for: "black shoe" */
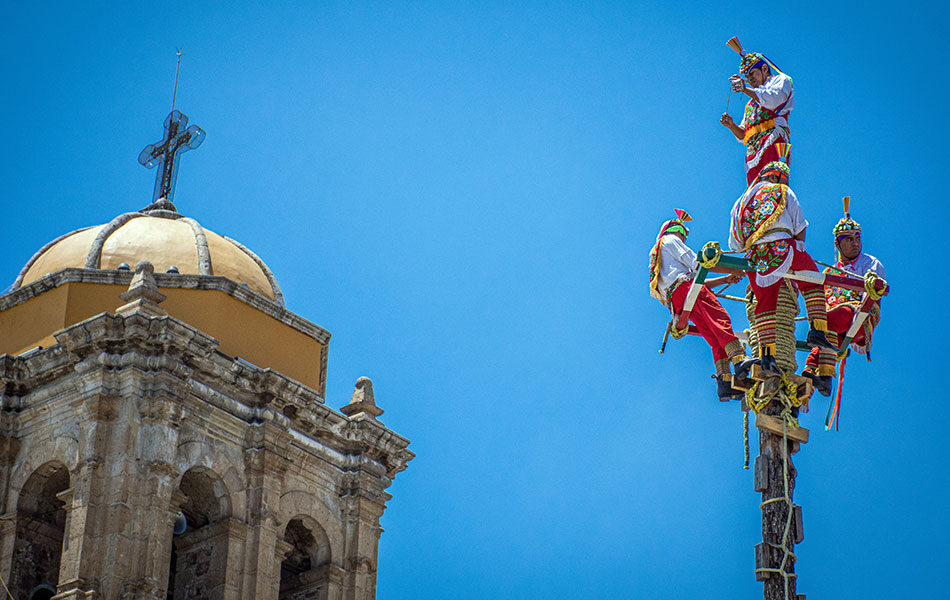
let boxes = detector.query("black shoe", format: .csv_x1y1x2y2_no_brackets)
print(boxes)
806,328,839,351
717,375,742,401
761,353,782,376
803,371,833,397
734,357,757,379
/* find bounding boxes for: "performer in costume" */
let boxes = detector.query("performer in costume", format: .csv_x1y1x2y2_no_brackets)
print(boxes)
728,145,836,376
649,210,747,400
720,37,794,186
803,198,886,395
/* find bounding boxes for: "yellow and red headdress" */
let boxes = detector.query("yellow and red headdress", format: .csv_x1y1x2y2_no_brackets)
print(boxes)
648,209,692,304
727,36,786,79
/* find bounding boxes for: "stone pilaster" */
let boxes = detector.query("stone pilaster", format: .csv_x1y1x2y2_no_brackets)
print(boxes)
241,419,291,600
222,518,249,600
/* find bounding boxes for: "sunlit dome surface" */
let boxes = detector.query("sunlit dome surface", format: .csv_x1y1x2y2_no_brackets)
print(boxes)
14,200,283,304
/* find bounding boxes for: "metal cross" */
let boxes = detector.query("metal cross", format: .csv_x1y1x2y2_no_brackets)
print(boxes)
138,110,206,205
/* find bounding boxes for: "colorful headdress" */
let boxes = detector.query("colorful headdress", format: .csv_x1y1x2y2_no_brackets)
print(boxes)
833,196,861,238
648,209,692,304
727,36,785,79
757,143,790,184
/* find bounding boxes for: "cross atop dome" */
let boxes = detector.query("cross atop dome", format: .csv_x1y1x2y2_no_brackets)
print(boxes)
138,110,205,206
137,49,205,206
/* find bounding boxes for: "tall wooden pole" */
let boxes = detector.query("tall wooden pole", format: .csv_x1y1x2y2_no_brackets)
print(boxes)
754,401,804,600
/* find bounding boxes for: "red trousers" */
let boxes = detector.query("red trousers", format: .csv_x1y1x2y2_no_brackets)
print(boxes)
747,244,824,314
747,243,826,347
670,282,742,365
805,304,878,373
746,141,790,185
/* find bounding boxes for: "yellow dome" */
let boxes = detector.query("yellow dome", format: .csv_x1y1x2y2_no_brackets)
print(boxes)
14,203,283,304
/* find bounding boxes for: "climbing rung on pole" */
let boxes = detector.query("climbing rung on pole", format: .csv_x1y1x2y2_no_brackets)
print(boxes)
755,413,809,443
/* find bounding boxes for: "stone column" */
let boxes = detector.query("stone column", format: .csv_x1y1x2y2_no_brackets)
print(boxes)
240,420,291,600
52,458,99,599
339,484,387,600
223,517,249,600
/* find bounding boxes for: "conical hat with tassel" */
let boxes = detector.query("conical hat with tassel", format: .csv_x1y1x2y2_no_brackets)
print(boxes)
833,196,861,236
727,36,788,79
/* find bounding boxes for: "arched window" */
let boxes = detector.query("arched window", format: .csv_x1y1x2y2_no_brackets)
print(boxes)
10,462,70,598
29,584,56,600
166,468,231,599
278,516,332,600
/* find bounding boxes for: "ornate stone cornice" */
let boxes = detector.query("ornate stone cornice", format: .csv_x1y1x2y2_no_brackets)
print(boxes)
55,312,219,363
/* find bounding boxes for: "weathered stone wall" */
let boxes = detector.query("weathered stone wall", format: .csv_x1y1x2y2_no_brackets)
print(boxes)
0,281,412,600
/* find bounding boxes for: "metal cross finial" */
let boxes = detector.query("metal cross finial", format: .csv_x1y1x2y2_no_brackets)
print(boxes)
138,50,205,205
138,110,205,205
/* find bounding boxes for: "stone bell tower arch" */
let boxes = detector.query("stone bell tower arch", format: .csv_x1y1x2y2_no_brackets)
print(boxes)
1,186,412,598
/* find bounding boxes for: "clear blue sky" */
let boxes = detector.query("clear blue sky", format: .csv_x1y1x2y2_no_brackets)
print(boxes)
2,2,947,598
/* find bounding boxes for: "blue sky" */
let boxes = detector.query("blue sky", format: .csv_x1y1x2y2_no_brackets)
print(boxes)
2,1,947,598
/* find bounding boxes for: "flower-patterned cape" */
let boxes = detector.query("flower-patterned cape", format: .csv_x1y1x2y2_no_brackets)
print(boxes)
730,183,788,251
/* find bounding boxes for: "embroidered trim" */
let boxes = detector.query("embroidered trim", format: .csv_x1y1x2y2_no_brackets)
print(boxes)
744,119,775,143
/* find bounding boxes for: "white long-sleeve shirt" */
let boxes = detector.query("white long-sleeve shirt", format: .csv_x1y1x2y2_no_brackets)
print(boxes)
654,235,697,300
835,252,886,280
739,72,794,129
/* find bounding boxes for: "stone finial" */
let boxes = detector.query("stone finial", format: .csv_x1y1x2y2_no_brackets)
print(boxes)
116,261,168,317
340,376,384,419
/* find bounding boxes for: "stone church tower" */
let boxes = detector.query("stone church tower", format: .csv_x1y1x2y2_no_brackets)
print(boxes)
0,198,413,599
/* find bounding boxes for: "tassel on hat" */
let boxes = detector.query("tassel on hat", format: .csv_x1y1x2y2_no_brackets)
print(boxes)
727,36,745,56
775,142,790,163
674,208,692,222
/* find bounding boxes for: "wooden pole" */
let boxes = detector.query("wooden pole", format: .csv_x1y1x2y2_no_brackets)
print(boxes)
754,401,805,600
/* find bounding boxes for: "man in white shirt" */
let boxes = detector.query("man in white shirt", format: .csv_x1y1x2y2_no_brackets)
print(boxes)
804,203,886,394
720,38,794,186
729,157,836,376
649,211,746,400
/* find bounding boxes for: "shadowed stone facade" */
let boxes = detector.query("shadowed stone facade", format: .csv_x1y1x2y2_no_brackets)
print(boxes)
0,258,413,599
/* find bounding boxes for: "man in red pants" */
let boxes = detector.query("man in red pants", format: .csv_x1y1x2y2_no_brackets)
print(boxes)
650,210,746,400
719,37,794,186
804,200,886,395
728,152,836,377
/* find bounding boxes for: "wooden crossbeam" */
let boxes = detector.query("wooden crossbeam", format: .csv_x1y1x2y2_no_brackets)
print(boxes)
756,413,809,443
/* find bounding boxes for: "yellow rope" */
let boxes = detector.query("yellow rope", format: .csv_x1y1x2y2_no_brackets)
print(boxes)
864,271,884,301
670,322,689,340
0,571,15,600
745,370,803,420
698,241,723,269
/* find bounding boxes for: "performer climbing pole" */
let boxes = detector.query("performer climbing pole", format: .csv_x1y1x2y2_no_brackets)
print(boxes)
805,196,887,429
728,145,837,381
648,210,747,400
649,36,892,599
720,37,794,185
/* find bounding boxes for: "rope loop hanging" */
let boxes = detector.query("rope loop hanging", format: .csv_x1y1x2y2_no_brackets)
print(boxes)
699,240,723,269
864,270,884,301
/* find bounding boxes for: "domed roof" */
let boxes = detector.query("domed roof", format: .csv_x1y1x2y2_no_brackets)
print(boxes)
14,200,284,304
